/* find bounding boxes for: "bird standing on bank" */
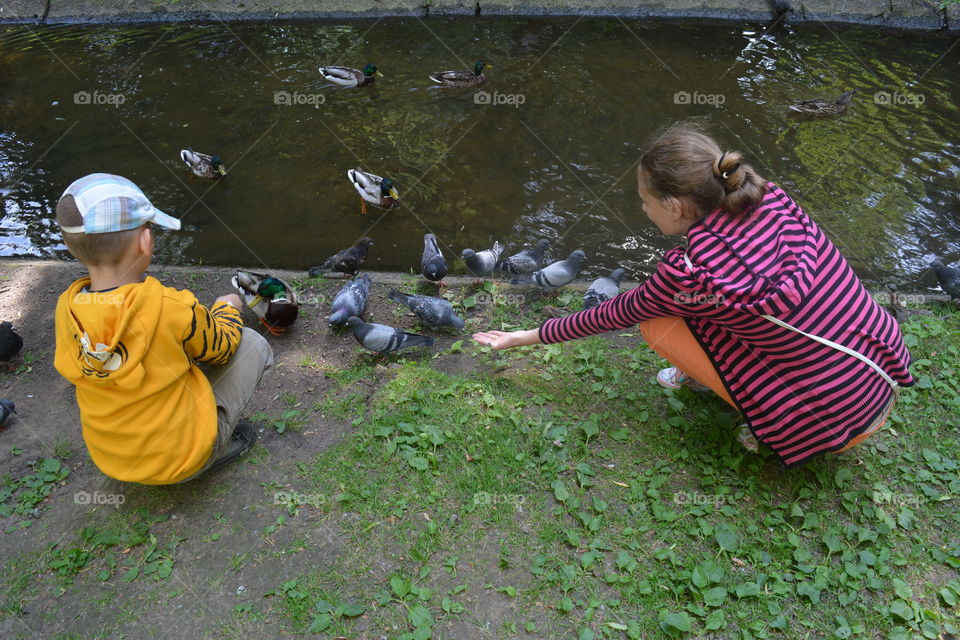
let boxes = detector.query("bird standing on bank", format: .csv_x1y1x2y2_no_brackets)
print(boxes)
310,237,374,277
388,289,465,330
422,233,448,287
346,316,435,354
328,274,371,327
583,268,626,309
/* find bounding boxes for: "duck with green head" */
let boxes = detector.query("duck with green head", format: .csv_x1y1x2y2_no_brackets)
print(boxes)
347,168,400,214
429,60,492,88
320,63,383,88
231,271,299,336
180,149,227,180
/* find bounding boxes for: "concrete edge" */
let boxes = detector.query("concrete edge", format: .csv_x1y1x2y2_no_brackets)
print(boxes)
1,258,952,303
0,3,953,32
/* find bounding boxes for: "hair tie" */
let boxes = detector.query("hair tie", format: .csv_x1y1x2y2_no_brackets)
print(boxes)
721,163,740,180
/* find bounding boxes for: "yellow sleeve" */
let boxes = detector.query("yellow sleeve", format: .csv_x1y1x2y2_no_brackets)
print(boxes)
184,300,243,365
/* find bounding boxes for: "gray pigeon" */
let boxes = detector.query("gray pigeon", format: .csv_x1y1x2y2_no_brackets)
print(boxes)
932,259,960,299
497,239,550,276
310,237,374,277
328,274,371,327
388,289,465,330
461,241,503,281
346,316,435,354
422,233,447,286
0,399,14,428
515,249,587,290
583,268,626,310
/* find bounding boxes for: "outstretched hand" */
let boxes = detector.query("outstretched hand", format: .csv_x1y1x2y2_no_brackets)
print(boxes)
471,328,542,351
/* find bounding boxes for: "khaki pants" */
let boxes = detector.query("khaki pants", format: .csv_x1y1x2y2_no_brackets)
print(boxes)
181,327,274,481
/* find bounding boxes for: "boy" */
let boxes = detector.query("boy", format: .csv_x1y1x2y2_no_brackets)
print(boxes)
54,173,273,484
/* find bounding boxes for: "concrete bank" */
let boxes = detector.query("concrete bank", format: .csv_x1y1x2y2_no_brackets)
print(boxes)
0,0,954,31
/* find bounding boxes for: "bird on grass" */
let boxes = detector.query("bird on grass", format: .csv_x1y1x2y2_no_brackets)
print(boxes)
422,233,447,287
347,316,435,355
0,399,15,428
789,89,857,117
180,149,227,179
497,239,550,277
310,237,374,277
0,321,23,364
347,168,399,215
388,289,465,330
584,268,626,309
329,274,371,328
932,259,960,299
232,271,299,336
429,60,492,88
462,241,503,283
513,250,587,291
320,63,383,88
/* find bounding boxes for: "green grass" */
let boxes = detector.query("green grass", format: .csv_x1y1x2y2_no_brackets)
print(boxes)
267,309,960,639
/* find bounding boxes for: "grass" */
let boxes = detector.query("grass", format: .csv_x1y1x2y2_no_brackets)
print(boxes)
266,307,959,638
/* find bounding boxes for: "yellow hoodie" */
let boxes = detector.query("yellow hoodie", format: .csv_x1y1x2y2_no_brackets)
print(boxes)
54,276,243,484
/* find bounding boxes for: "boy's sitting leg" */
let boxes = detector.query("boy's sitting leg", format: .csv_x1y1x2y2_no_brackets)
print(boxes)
179,327,274,482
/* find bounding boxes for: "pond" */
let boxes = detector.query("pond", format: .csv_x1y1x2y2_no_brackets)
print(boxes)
1,17,958,287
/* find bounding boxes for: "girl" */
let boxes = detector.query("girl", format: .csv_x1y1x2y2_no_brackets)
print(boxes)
472,124,914,467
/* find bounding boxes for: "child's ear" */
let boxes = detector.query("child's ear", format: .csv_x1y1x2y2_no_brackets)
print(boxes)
138,226,153,255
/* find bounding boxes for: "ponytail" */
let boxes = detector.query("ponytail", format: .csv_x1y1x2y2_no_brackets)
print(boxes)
640,122,766,217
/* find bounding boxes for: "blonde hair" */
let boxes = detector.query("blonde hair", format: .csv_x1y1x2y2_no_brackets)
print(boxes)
56,195,145,267
639,122,767,217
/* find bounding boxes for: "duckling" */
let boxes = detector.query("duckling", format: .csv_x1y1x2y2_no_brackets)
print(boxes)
320,63,383,88
347,168,399,215
789,89,857,117
180,149,227,179
429,60,492,88
231,271,299,336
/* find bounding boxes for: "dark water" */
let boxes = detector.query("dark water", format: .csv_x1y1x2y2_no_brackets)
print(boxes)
1,18,958,286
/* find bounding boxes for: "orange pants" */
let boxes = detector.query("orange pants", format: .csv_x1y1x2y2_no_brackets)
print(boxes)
638,317,889,452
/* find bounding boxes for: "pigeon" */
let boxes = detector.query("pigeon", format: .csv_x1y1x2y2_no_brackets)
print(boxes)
932,259,960,299
461,241,503,282
346,316,435,354
0,399,14,428
329,274,371,327
515,250,587,290
497,239,550,276
310,237,374,277
421,233,447,286
583,268,626,310
388,289,465,330
0,321,23,362
770,0,792,18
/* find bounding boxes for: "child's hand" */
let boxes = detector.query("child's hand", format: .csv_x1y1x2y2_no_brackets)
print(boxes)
216,294,242,309
471,329,541,351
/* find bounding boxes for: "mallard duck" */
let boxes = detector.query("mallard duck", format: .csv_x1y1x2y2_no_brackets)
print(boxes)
320,63,383,88
789,89,857,117
231,271,299,336
180,149,227,179
429,60,492,88
347,168,399,214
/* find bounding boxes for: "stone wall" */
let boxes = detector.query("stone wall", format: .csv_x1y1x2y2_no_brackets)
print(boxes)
0,0,953,32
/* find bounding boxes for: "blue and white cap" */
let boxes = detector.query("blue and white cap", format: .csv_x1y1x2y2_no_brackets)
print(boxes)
59,173,181,234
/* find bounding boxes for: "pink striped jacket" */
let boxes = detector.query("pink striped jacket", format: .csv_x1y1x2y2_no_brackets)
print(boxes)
539,183,914,466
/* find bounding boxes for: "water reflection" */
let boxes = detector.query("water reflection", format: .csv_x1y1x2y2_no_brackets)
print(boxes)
0,18,957,288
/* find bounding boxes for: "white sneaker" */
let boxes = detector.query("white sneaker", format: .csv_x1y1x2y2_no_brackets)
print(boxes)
657,367,711,393
737,424,759,452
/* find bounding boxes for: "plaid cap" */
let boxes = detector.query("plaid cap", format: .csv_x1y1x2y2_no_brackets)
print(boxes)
59,173,181,234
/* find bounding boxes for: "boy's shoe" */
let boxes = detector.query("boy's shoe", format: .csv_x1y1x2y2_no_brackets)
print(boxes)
737,424,759,452
199,421,258,478
657,367,711,393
